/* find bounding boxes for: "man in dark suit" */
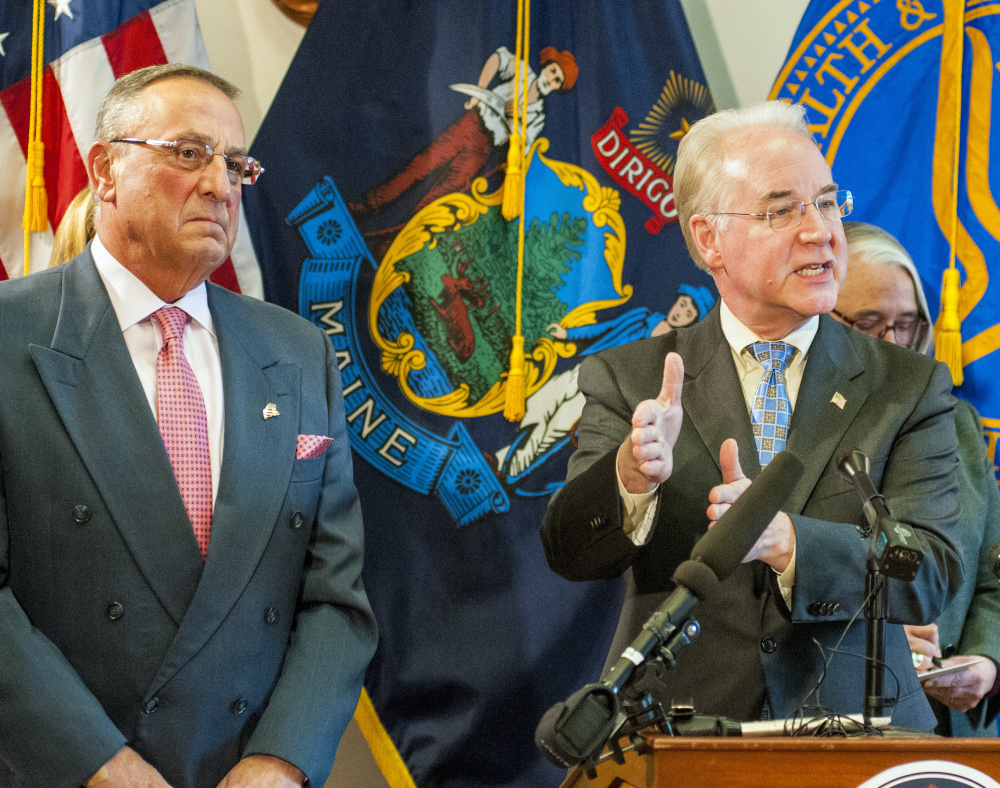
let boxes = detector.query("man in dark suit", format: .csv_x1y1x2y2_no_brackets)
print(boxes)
541,100,962,730
0,65,377,788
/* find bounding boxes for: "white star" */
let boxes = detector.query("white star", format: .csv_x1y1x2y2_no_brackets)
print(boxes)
48,0,74,21
0,32,8,57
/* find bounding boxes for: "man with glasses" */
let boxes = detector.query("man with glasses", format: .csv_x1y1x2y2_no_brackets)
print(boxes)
835,221,1000,737
0,65,376,788
542,101,961,730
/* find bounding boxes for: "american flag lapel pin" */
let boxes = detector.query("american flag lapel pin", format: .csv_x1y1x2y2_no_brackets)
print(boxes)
830,392,847,410
263,403,280,419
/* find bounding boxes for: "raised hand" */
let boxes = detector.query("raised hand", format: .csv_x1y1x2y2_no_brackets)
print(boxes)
617,352,684,494
706,439,795,572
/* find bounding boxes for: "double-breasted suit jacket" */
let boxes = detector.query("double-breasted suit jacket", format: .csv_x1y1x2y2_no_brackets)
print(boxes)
542,306,961,730
0,250,377,788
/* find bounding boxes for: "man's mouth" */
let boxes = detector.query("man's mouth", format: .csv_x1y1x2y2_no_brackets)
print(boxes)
795,262,830,277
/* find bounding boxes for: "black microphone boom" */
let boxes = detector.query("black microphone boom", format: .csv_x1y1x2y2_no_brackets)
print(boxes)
535,450,805,769
838,449,924,581
836,450,889,537
689,450,806,579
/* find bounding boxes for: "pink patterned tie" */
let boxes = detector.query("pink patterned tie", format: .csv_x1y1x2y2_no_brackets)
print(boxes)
151,306,212,560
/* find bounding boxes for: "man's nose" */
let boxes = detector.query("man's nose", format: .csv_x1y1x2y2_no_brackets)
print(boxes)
798,202,833,240
200,154,235,197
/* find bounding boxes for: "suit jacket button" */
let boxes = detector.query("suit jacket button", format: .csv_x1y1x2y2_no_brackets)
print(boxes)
820,603,831,615
807,602,821,616
264,607,278,624
831,603,840,614
233,698,248,715
73,505,91,524
107,602,124,621
290,511,304,529
144,697,159,714
761,636,777,654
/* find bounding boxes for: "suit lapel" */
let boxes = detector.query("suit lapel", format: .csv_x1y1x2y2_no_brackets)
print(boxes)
680,308,762,478
148,286,301,691
29,253,202,626
783,316,869,513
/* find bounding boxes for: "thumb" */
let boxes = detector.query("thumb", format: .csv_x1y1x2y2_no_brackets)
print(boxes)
719,438,745,485
656,352,685,407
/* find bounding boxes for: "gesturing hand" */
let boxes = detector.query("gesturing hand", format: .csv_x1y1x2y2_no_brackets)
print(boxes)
617,352,684,494
706,440,795,572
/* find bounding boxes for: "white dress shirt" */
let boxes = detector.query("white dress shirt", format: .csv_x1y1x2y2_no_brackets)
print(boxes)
91,235,224,505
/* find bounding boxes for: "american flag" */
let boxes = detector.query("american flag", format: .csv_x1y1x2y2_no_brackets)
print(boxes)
0,0,261,294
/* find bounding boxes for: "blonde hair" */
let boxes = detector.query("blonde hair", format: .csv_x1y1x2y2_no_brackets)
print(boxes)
674,101,814,271
49,188,95,267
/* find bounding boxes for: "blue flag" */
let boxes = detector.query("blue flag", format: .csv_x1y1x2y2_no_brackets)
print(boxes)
772,1,1000,470
244,2,713,784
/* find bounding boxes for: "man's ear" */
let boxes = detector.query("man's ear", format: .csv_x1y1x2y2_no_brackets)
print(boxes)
690,214,723,272
87,141,115,203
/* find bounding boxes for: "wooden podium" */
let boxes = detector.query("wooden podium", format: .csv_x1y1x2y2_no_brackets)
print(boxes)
559,734,1000,787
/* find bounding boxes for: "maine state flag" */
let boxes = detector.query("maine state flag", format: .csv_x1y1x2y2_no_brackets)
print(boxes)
244,2,714,784
772,0,1000,470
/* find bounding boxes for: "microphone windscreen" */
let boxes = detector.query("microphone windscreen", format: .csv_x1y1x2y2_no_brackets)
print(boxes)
989,539,1000,582
689,451,805,580
672,558,721,601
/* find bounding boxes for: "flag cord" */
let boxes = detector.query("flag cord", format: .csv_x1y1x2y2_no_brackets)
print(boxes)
935,0,964,385
23,0,48,275
504,0,530,422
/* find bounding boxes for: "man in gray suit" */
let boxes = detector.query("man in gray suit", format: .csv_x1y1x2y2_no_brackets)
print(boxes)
541,101,962,730
0,65,377,787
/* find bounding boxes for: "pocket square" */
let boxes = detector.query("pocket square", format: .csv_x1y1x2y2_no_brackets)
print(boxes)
296,434,333,460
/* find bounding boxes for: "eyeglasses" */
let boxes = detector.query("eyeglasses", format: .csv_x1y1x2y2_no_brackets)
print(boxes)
831,308,929,349
110,138,264,185
710,189,853,232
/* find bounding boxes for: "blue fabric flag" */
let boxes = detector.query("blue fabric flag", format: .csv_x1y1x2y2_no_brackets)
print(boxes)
772,1,1000,468
244,2,714,784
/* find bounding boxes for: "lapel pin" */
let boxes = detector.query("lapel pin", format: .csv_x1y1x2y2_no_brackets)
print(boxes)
263,403,280,419
830,392,847,410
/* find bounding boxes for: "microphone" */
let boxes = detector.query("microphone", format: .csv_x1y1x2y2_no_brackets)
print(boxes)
988,539,1000,581
838,449,924,581
836,450,890,537
535,450,805,768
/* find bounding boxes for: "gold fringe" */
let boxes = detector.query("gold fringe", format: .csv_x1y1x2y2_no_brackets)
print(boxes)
23,0,47,274
503,335,527,421
935,267,963,385
353,689,418,788
25,139,48,232
501,133,523,220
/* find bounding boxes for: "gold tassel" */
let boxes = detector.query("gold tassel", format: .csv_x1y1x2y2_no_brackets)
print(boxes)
23,0,47,274
935,267,963,385
24,139,48,232
503,335,527,421
501,133,523,220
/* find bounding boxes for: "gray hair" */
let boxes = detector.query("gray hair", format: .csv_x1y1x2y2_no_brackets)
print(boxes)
843,221,934,355
94,64,240,142
674,100,814,271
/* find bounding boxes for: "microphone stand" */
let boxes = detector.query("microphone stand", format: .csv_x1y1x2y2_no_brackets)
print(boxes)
839,450,925,728
863,551,888,725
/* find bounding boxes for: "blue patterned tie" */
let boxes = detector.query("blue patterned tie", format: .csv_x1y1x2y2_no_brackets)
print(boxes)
747,341,797,467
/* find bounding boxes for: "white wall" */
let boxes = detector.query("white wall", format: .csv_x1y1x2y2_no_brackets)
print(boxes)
190,2,810,784
680,0,811,108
